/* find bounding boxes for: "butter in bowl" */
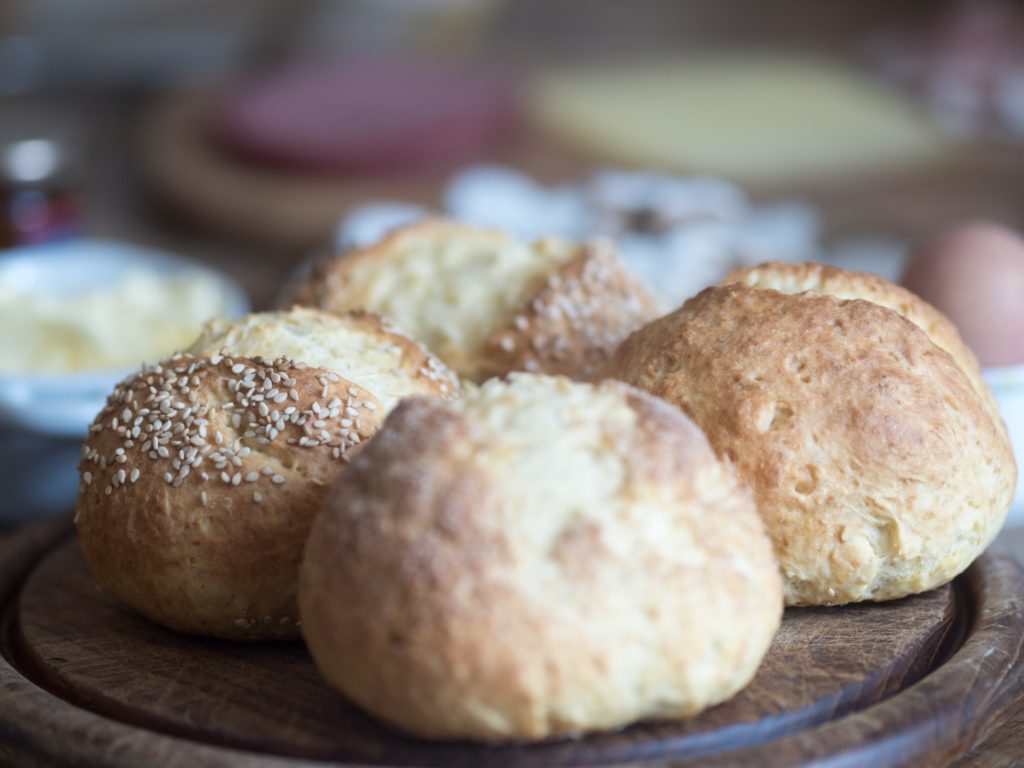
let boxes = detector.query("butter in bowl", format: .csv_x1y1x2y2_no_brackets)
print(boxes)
0,238,249,520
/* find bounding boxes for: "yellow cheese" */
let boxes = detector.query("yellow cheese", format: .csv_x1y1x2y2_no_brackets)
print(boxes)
530,55,946,183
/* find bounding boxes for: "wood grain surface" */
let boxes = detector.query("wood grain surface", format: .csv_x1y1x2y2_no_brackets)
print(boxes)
0,519,1022,766
10,536,957,765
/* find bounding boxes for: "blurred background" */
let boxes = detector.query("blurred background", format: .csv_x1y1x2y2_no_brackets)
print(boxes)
1,0,1023,523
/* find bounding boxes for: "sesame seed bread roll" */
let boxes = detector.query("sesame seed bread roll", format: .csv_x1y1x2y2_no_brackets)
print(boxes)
284,219,663,382
75,307,457,640
598,267,1016,606
299,374,782,741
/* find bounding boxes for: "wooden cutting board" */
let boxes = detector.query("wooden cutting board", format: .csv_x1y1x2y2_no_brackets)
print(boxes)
1,515,1023,767
139,87,586,252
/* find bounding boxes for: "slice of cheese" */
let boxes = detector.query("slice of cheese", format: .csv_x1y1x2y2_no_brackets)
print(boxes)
529,55,946,184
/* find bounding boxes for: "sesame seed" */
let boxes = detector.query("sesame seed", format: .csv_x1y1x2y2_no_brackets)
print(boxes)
231,363,245,374
271,474,285,484
245,471,259,482
253,492,262,503
231,472,241,486
130,468,140,483
163,472,173,484
200,491,208,506
105,485,112,496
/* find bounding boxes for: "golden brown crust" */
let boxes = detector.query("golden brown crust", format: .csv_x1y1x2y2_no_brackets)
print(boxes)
299,375,782,741
598,281,1016,606
724,261,1002,423
478,241,665,381
75,310,456,640
283,219,663,382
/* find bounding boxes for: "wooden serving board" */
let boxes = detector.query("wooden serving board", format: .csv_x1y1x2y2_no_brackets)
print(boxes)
1,516,1023,767
139,87,585,251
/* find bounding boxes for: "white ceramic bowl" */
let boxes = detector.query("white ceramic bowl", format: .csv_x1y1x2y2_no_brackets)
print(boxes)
985,363,1024,527
0,239,250,438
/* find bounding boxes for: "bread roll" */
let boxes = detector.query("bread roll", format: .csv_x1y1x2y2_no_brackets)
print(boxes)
599,263,1016,606
75,307,457,640
724,261,1002,423
299,373,782,741
284,219,663,382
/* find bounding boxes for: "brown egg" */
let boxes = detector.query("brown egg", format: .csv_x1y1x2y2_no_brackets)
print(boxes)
903,222,1024,367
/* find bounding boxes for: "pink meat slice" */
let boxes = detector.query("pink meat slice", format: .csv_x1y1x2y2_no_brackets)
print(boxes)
216,59,519,176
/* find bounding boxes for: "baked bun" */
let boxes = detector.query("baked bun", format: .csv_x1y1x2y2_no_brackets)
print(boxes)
724,261,1003,422
299,373,782,741
599,264,1016,606
75,307,457,640
284,219,663,382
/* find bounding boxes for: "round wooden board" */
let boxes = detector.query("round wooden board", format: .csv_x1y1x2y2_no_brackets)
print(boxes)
139,88,586,251
1,517,1023,767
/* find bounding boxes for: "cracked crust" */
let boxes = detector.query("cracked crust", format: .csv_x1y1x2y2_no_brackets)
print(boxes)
478,240,664,381
299,374,781,741
75,308,456,640
598,279,1016,606
283,219,662,382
